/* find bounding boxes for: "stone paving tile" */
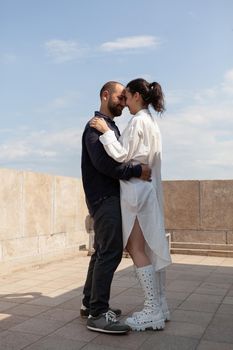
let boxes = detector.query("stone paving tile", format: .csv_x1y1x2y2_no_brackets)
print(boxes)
200,257,227,265
205,273,233,285
110,293,143,307
203,313,233,344
215,266,233,274
0,330,41,350
175,272,210,282
36,307,78,323
178,299,220,313
22,334,86,350
6,303,49,317
0,313,29,330
110,286,131,298
9,317,66,336
166,279,201,293
203,327,233,345
53,318,98,342
196,340,233,350
226,289,233,297
222,296,233,305
219,258,233,266
1,254,233,349
184,292,224,304
206,312,233,329
162,320,206,339
194,282,230,296
57,295,83,311
90,329,150,350
25,289,81,307
170,309,214,327
0,291,45,304
166,290,191,301
217,304,233,315
0,285,27,293
138,333,199,350
81,344,124,350
0,301,19,312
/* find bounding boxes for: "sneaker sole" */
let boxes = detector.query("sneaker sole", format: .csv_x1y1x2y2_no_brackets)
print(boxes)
81,312,121,319
87,325,129,334
132,311,170,323
126,320,165,332
164,312,171,322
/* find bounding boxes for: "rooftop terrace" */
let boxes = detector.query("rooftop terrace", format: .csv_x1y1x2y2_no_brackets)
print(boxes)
1,253,233,350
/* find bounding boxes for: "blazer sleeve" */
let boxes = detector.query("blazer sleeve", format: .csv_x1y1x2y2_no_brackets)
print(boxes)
84,126,142,180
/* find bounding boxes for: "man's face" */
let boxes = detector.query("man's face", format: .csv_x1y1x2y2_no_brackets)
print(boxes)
108,84,126,117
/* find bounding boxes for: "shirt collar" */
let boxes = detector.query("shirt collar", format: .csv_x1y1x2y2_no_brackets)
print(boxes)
94,111,116,125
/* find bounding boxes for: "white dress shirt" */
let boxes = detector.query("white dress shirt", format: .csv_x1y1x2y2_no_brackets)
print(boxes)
99,109,171,270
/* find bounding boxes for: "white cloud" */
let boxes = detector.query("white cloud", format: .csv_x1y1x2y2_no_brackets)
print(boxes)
35,91,80,115
0,127,84,176
224,69,233,81
45,39,88,63
166,90,191,105
0,128,82,162
100,35,160,52
222,68,233,95
49,91,79,109
157,70,233,180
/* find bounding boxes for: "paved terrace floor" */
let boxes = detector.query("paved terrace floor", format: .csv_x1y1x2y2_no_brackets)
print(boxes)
0,253,233,350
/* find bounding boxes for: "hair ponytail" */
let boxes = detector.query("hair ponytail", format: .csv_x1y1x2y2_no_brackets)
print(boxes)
149,82,165,113
126,78,165,113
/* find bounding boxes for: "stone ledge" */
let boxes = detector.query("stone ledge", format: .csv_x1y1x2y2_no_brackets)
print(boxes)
171,247,233,258
172,242,233,251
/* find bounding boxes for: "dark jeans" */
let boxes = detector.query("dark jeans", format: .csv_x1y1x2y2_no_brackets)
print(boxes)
82,196,123,316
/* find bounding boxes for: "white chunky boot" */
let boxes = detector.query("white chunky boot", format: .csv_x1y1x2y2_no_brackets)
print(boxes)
125,265,165,331
157,269,170,322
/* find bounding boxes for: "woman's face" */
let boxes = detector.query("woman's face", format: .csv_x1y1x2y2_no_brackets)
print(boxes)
125,89,136,114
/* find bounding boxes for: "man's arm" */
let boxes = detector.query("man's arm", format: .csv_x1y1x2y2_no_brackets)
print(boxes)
84,126,142,180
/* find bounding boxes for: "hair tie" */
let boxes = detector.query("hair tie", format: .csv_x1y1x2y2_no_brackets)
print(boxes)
149,82,157,90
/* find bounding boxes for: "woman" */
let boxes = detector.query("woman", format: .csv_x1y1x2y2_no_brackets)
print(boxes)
90,78,172,331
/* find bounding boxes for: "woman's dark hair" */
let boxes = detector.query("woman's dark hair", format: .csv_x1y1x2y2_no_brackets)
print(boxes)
126,78,165,113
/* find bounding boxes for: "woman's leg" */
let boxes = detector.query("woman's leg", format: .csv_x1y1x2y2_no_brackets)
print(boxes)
125,217,164,331
126,217,150,267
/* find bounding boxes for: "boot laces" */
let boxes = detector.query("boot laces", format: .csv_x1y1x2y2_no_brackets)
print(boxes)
104,310,117,323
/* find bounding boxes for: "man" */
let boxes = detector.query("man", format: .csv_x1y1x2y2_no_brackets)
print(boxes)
81,81,151,334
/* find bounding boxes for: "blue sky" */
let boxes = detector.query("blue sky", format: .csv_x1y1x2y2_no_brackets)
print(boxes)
1,0,232,179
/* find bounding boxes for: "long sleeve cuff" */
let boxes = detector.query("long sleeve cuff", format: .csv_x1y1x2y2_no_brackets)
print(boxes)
99,130,117,145
132,164,142,178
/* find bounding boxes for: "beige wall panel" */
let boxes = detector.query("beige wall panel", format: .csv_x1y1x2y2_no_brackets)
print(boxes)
163,180,200,229
39,233,66,254
24,172,53,237
200,180,233,229
2,237,38,260
172,230,226,244
54,176,79,233
0,169,22,239
227,231,233,244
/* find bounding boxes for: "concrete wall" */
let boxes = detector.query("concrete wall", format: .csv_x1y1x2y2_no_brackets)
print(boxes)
0,169,89,273
0,168,233,272
163,180,233,255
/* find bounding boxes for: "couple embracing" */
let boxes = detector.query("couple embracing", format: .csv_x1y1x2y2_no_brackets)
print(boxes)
81,78,172,334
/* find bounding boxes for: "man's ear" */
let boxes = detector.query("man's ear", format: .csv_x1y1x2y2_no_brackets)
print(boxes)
102,90,109,101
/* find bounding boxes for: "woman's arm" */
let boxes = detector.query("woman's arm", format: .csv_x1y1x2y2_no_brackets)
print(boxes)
100,118,144,163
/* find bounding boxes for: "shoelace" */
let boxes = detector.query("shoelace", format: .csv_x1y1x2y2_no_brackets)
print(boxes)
104,310,117,323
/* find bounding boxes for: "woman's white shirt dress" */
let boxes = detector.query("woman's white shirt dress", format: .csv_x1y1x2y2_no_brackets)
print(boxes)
99,109,171,271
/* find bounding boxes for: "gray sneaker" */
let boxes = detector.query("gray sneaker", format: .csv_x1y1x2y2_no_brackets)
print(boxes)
80,304,121,319
87,310,130,334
